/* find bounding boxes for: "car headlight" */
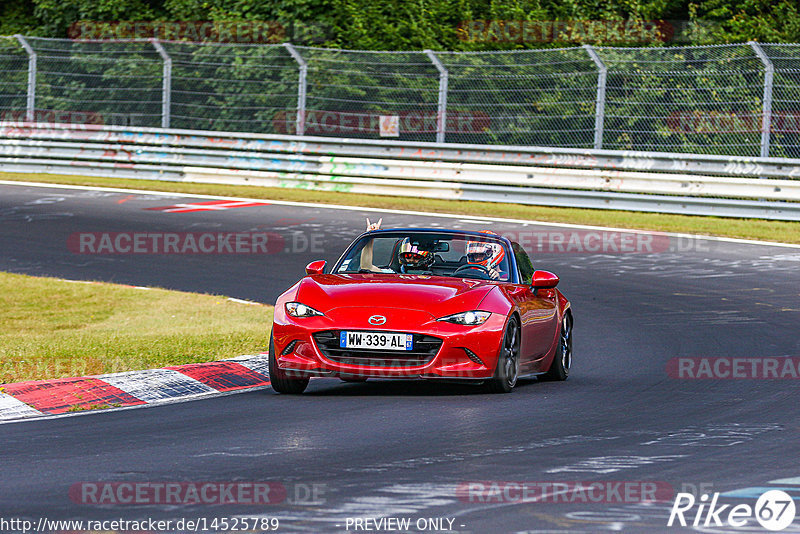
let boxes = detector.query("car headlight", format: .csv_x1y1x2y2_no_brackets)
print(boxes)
438,311,491,325
285,302,324,318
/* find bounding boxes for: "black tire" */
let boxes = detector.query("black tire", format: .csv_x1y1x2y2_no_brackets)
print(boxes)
542,312,572,381
485,317,521,393
268,333,309,394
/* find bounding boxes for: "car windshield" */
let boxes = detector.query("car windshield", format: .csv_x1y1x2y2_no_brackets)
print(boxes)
334,232,512,282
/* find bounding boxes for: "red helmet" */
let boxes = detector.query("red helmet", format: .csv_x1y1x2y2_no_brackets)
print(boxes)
466,231,505,270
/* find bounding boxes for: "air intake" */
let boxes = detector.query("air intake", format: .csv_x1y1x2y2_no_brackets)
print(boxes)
463,348,485,366
281,340,298,355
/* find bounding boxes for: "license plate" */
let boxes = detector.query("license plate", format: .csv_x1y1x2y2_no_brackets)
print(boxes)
339,331,413,351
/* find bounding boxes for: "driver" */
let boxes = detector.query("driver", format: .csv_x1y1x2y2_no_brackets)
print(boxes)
465,232,505,280
358,219,435,274
397,238,434,273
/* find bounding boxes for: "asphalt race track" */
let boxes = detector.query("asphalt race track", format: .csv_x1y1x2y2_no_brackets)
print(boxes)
2,181,800,533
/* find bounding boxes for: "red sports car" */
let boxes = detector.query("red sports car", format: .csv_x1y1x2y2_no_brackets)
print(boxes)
269,228,572,394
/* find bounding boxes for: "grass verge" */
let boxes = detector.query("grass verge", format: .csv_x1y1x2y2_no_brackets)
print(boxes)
0,271,272,384
2,172,800,244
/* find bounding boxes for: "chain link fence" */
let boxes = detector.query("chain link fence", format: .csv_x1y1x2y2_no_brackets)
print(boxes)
599,44,767,156
764,43,800,159
26,37,163,127
0,37,31,119
436,47,599,147
164,41,298,132
295,47,440,142
2,36,800,157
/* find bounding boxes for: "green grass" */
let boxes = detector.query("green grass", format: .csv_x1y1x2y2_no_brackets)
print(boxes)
67,403,120,412
2,171,800,244
0,272,272,384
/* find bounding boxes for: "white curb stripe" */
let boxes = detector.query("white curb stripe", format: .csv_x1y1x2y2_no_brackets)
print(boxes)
0,392,42,420
224,354,270,377
97,368,216,402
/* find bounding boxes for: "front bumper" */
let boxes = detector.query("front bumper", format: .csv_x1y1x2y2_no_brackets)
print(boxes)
272,309,506,380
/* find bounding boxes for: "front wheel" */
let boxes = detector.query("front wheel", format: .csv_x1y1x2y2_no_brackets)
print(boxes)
268,333,309,394
542,312,572,381
485,317,521,393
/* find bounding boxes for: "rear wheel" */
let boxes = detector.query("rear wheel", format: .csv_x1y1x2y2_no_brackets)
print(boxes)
542,312,572,381
485,317,520,393
268,333,309,394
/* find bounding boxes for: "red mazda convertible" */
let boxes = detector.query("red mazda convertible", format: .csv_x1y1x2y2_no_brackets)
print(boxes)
269,228,572,394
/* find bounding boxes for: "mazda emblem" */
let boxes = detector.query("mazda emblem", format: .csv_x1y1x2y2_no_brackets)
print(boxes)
368,315,387,325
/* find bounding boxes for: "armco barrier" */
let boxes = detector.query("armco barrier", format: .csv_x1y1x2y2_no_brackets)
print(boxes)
1,122,800,220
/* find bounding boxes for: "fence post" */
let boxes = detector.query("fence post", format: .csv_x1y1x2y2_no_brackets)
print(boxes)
283,43,307,136
14,35,36,122
749,41,774,158
151,39,171,129
424,50,448,144
583,44,607,150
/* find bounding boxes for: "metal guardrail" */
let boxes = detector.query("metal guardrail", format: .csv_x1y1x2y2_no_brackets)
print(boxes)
1,122,800,221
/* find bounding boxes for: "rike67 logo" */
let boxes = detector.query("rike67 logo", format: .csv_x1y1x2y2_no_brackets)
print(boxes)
668,490,796,531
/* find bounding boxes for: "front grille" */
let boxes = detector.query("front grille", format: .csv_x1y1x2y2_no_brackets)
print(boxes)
313,331,443,367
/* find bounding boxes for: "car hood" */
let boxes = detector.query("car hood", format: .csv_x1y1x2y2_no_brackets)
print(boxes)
296,273,497,317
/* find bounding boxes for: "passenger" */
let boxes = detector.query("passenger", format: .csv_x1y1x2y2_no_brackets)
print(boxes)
359,218,395,273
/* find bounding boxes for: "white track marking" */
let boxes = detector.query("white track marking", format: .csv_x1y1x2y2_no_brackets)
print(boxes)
57,278,152,290
2,179,799,249
546,455,686,475
227,297,263,306
0,392,42,421
770,477,800,485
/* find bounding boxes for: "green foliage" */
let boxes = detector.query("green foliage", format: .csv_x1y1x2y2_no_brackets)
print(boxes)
0,1,38,36
693,0,800,44
32,0,161,38
2,0,798,47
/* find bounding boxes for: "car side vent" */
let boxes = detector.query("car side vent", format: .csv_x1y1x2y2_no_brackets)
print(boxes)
281,340,298,355
463,348,485,366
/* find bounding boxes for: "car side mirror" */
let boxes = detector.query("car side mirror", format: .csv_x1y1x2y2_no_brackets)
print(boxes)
305,260,327,275
532,270,559,289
